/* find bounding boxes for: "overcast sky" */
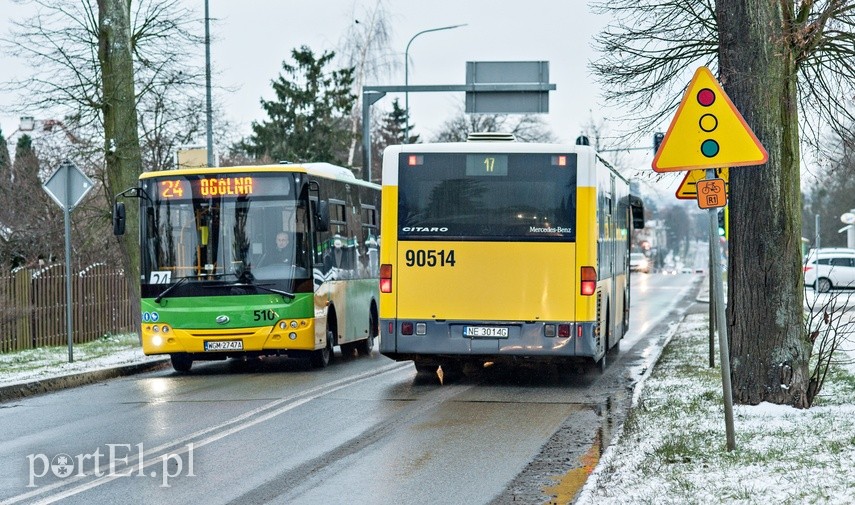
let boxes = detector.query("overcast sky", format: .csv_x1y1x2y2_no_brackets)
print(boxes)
0,1,633,143
0,1,683,198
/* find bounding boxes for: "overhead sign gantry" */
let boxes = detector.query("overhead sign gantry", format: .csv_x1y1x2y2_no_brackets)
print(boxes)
361,61,555,181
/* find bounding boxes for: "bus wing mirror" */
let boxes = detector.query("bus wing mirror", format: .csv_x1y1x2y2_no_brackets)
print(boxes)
316,200,330,232
629,195,645,229
113,202,126,236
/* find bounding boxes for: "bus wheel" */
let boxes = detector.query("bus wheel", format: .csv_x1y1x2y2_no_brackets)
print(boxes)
311,331,333,368
413,360,437,375
357,334,374,357
437,360,464,383
170,353,193,373
597,308,610,373
357,308,378,357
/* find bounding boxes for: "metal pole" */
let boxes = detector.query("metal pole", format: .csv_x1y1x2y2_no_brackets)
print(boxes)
404,24,466,143
707,169,735,451
815,214,820,250
64,173,74,363
204,0,214,167
709,244,715,367
362,90,386,182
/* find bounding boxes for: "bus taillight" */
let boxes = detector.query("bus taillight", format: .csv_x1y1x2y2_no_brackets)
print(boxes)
380,264,393,293
580,266,597,296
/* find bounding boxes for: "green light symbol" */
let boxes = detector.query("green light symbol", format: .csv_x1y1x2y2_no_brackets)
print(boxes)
701,139,720,157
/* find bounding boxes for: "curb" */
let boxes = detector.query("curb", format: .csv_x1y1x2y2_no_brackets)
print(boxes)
0,358,171,403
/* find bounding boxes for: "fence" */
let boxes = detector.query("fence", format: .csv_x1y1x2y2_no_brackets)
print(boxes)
0,263,134,353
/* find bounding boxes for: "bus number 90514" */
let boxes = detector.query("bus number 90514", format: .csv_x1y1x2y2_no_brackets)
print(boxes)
405,249,456,267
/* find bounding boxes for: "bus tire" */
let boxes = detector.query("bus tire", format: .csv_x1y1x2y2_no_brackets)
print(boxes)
437,360,464,383
170,353,193,373
413,360,437,375
598,306,611,373
357,306,378,357
311,333,332,368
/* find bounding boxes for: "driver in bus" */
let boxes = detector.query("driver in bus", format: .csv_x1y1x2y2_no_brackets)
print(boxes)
261,231,293,265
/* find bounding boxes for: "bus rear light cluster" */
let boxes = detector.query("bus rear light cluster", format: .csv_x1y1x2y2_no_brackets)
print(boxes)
580,266,597,296
398,321,426,336
380,264,393,293
544,324,572,338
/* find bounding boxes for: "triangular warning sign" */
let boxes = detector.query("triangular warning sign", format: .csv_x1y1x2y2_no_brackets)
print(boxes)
652,66,768,173
676,167,729,199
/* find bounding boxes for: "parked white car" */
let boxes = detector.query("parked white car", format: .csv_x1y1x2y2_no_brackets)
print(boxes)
803,248,855,293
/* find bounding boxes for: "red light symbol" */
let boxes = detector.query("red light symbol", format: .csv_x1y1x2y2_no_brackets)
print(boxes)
697,88,716,107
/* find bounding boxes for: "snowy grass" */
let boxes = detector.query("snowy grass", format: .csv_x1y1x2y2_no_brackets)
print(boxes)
579,312,855,505
0,333,163,387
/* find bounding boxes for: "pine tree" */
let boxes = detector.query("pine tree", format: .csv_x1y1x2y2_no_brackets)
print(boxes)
378,98,420,145
368,98,418,181
241,46,356,165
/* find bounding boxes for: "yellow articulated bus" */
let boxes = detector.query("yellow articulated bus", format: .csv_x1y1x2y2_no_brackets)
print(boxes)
378,134,644,374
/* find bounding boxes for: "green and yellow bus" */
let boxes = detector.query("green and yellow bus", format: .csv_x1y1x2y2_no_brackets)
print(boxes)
378,135,644,373
114,163,381,372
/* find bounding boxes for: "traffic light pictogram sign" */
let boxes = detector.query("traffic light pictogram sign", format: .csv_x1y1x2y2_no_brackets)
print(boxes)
652,66,768,173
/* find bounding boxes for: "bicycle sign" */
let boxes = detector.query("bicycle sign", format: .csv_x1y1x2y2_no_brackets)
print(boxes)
696,178,726,209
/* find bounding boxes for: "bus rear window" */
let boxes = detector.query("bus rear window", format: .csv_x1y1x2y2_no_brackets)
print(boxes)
397,153,577,241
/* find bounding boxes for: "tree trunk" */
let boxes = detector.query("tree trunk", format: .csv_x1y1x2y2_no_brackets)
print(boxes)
98,0,142,324
716,1,811,407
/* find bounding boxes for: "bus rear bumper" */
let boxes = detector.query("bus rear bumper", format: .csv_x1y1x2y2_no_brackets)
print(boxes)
379,319,600,361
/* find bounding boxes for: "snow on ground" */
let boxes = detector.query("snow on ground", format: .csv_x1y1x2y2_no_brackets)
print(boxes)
576,309,855,505
0,334,165,388
3,288,855,504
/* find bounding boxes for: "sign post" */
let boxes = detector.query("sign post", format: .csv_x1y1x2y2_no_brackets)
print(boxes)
653,66,768,452
42,160,94,363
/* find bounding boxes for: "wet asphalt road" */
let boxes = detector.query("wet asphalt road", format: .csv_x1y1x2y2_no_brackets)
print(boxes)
0,271,701,505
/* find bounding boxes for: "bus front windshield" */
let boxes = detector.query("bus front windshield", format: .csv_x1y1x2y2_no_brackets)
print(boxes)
140,172,311,290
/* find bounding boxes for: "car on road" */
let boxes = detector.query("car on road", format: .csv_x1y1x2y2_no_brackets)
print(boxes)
630,252,651,273
803,247,855,293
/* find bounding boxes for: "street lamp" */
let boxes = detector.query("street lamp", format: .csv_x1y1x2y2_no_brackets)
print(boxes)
404,24,466,143
204,0,215,167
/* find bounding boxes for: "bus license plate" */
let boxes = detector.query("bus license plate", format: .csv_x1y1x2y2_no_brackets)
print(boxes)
463,326,509,338
204,340,243,351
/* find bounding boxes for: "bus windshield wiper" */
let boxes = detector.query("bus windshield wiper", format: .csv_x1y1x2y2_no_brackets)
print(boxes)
223,281,295,301
154,276,192,304
208,273,295,301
